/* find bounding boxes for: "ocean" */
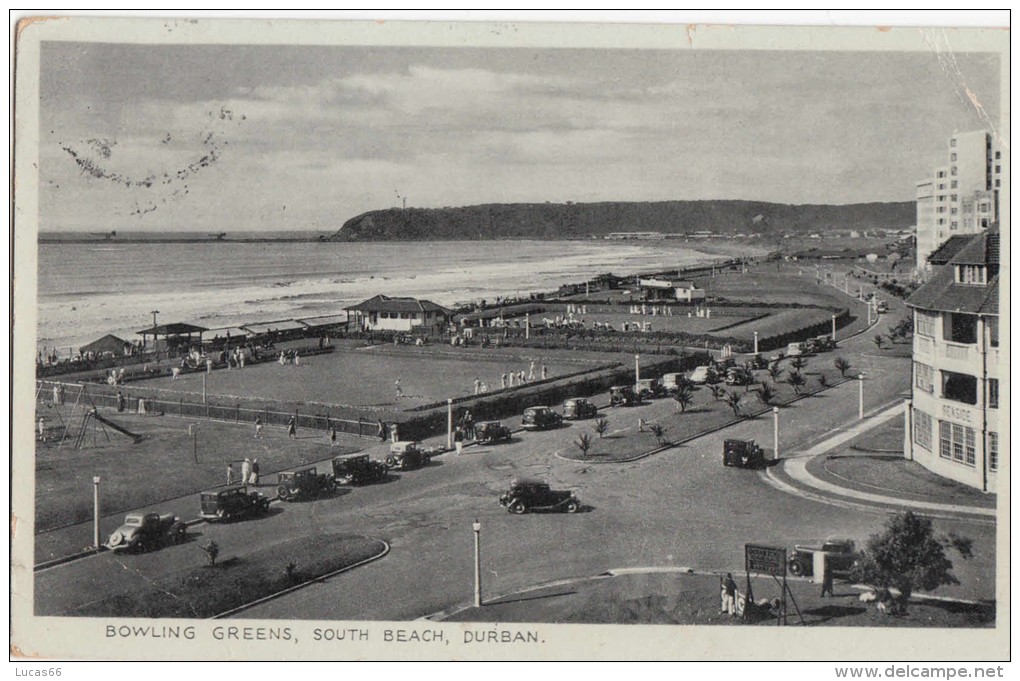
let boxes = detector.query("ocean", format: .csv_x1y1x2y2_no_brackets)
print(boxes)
35,238,760,356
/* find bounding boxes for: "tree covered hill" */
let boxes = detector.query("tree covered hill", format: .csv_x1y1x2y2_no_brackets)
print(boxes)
329,200,914,241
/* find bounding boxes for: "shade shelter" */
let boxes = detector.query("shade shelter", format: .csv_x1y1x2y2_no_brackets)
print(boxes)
79,334,134,357
136,322,208,352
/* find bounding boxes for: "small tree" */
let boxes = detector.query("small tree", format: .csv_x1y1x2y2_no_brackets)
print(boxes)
787,371,806,395
200,540,220,567
853,511,973,614
790,356,807,372
817,374,829,389
648,423,668,445
592,416,610,439
755,381,777,406
873,334,884,350
574,433,593,458
709,384,724,402
834,356,852,378
766,364,783,383
723,390,742,416
673,383,695,413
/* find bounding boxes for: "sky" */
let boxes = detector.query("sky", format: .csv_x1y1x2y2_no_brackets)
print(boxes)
36,40,1001,232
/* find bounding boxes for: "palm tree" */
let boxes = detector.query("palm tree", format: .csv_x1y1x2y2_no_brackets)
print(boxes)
834,356,852,378
592,416,609,439
755,381,777,406
766,364,783,383
873,334,884,350
723,390,742,416
817,374,829,389
648,423,668,445
574,433,593,458
790,356,808,372
709,384,724,402
787,371,806,395
673,383,695,413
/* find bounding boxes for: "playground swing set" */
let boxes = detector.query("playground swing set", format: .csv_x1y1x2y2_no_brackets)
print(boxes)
36,382,144,449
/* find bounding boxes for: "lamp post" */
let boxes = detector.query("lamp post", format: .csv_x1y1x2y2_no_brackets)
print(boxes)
447,398,454,450
753,331,759,356
772,407,780,461
634,354,641,388
149,310,160,350
525,313,530,340
93,476,101,549
472,519,482,607
831,315,837,343
858,374,865,419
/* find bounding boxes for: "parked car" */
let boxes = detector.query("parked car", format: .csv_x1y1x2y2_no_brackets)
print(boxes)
562,398,598,420
788,538,860,577
661,373,687,394
803,338,821,354
876,300,888,313
277,466,336,501
498,477,580,514
332,453,389,485
724,366,754,386
722,439,767,469
813,335,837,351
786,342,808,357
521,406,563,430
747,354,769,370
386,441,431,470
106,512,186,552
688,365,719,385
199,486,271,521
714,356,737,371
474,420,513,443
609,385,642,406
635,378,666,399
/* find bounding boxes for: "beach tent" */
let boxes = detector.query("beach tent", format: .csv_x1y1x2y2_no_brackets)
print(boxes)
79,334,133,357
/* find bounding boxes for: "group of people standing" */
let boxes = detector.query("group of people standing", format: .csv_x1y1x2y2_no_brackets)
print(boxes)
226,457,260,486
468,361,548,396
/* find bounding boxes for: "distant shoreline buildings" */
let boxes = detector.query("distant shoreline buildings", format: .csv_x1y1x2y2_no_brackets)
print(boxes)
914,130,1002,277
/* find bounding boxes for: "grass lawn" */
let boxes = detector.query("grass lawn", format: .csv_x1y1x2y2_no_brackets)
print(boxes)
128,345,595,410
561,359,852,463
444,572,994,627
33,410,361,533
64,533,386,618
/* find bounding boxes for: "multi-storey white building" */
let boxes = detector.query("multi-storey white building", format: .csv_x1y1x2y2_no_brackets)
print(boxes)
914,131,1002,276
904,230,1000,492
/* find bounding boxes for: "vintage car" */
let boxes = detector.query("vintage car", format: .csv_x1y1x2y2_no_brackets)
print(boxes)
723,438,767,469
474,420,513,443
609,385,642,407
788,538,860,577
521,406,563,430
746,354,770,370
199,486,271,521
563,398,598,420
332,453,389,485
660,373,688,394
106,512,186,552
786,342,808,357
277,466,336,501
386,441,431,470
688,365,719,385
635,378,667,399
813,335,837,351
724,366,754,386
498,477,580,514
876,300,889,313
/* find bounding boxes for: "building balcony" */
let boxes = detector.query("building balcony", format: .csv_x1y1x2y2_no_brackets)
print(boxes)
943,342,972,361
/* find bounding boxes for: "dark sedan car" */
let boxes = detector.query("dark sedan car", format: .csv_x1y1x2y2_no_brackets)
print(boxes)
521,406,563,431
498,477,580,514
199,486,271,521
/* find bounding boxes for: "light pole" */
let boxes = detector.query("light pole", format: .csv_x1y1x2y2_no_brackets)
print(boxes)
525,313,530,340
831,314,837,342
472,519,482,607
93,476,101,549
447,398,454,450
634,354,641,387
858,374,865,419
772,407,780,461
149,310,160,350
753,331,759,356
867,301,872,326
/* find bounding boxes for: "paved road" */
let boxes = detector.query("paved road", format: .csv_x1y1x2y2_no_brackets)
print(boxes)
35,280,995,619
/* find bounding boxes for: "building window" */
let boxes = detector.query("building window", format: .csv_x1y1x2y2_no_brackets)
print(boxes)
995,165,1000,173
950,139,957,147
995,179,1001,188
941,371,977,405
938,170,946,178
914,410,933,451
987,317,999,347
951,167,957,175
939,421,976,466
957,265,986,285
995,150,1000,159
915,311,937,337
950,153,957,161
988,379,999,409
988,432,998,471
943,312,977,344
950,194,957,201
379,312,390,319
914,362,935,393
951,180,958,188
399,312,410,319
